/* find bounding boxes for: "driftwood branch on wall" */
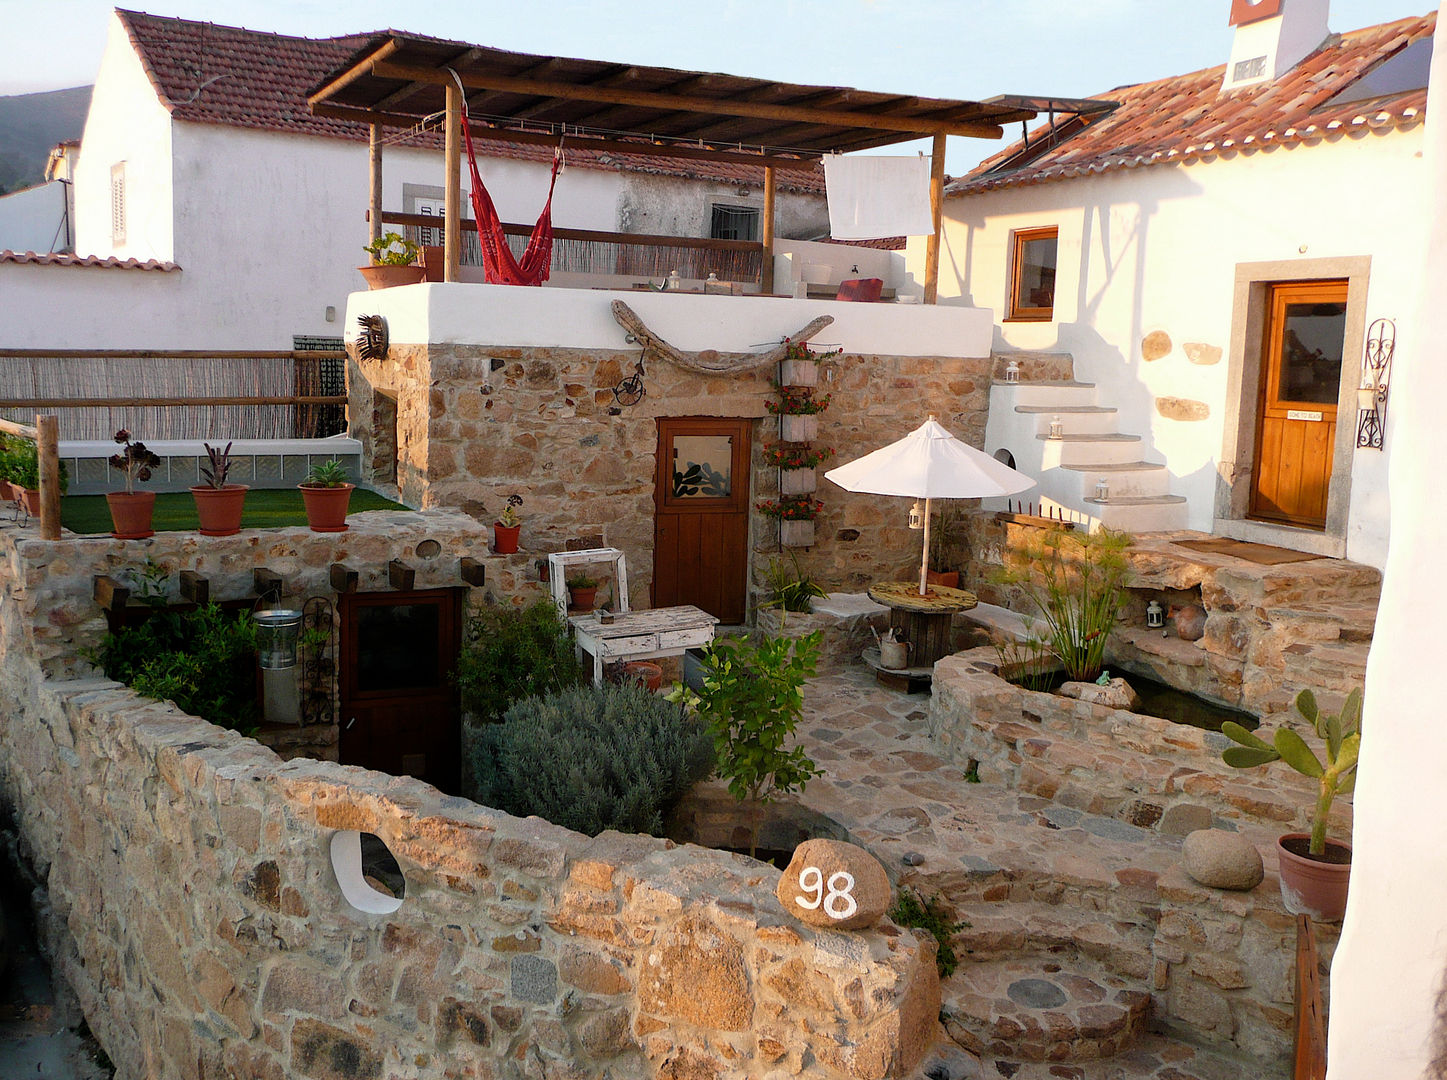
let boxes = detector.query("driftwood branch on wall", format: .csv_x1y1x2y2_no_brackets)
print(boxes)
610,300,834,374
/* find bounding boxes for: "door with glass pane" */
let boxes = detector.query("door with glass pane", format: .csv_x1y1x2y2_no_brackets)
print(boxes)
1250,281,1348,529
653,418,751,623
338,588,464,794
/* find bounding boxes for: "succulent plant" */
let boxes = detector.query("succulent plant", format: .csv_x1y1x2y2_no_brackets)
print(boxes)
108,429,162,495
302,458,350,488
1221,686,1362,857
200,441,233,489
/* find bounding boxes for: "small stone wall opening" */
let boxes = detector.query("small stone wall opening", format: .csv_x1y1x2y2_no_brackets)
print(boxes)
329,829,405,914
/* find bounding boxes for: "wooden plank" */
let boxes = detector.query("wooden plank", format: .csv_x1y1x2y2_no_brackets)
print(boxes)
388,559,416,591
369,123,384,248
35,415,60,541
178,570,209,605
924,133,947,305
459,557,486,587
0,396,347,409
253,568,283,597
306,38,402,106
0,350,343,360
0,417,39,439
1292,914,1327,1080
444,81,462,283
369,60,1005,139
761,166,776,294
329,563,359,594
379,210,764,252
93,575,130,612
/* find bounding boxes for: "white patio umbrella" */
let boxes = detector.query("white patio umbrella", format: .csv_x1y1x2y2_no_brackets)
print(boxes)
825,415,1036,596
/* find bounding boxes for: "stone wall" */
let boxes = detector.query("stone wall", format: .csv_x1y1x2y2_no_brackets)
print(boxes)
349,342,993,613
0,519,940,1080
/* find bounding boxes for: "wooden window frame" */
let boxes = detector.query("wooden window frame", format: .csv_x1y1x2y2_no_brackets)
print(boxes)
1006,226,1058,322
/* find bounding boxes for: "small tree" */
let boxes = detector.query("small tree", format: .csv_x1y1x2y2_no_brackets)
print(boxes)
993,525,1132,682
452,599,581,725
670,632,822,856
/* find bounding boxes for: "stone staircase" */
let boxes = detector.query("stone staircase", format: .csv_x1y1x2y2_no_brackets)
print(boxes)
985,358,1188,533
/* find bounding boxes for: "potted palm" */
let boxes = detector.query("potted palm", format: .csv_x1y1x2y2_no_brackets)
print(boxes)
299,458,354,532
107,429,162,539
493,494,523,554
359,232,425,290
1221,686,1361,921
190,441,248,536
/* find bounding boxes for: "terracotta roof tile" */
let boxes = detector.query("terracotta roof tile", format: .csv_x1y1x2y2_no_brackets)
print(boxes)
951,12,1435,197
0,251,179,270
115,10,824,195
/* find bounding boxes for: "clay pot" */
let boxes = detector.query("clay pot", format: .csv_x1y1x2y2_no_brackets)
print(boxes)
622,661,663,692
299,483,354,532
0,480,17,502
926,570,960,588
106,491,157,539
18,488,41,517
569,585,599,611
1276,834,1352,921
1172,603,1207,642
493,523,521,554
357,265,426,290
190,484,248,536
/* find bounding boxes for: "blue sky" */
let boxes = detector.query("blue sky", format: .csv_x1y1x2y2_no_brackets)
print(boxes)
0,0,1430,172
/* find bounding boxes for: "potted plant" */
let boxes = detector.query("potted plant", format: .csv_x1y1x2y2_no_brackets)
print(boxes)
358,232,425,290
493,494,523,554
567,573,600,612
0,436,69,517
766,384,832,444
763,442,834,497
760,553,828,625
107,429,162,539
190,441,248,536
299,458,354,532
757,496,824,549
1221,686,1361,921
777,337,842,388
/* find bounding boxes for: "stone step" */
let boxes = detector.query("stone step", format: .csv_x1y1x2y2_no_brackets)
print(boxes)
1093,495,1190,534
1015,405,1121,436
1062,460,1171,498
940,955,1151,1062
1035,433,1145,466
998,380,1100,408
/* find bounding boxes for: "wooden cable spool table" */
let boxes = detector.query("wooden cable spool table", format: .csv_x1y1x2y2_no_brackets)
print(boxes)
865,581,978,669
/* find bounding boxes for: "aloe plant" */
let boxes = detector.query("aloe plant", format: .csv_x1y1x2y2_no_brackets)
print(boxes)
1221,687,1362,857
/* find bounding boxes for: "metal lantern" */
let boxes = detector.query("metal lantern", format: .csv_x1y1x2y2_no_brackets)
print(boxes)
254,606,303,725
1004,359,1021,383
908,500,925,530
1049,415,1064,439
1146,600,1165,629
1095,477,1110,501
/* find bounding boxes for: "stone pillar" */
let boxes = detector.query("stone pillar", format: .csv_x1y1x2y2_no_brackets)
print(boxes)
1326,7,1447,1077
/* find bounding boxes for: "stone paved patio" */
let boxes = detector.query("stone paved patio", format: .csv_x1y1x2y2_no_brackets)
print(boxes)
733,665,1327,1080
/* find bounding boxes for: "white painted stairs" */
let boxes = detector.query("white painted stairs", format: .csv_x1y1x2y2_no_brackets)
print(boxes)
984,366,1188,533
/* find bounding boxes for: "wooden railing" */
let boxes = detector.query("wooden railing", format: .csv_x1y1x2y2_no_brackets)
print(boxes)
1293,914,1328,1080
0,415,60,540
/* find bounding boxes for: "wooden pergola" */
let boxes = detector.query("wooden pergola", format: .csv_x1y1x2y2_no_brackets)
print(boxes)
308,35,1043,301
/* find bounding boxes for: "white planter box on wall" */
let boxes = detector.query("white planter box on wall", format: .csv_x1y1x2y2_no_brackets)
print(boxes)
779,358,818,387
780,415,818,442
780,468,818,495
780,519,815,547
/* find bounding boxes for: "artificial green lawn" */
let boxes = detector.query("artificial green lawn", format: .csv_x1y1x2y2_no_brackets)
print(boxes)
62,488,409,535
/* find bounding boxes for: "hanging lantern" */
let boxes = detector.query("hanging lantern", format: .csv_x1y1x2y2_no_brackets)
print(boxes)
908,500,924,530
1146,600,1165,629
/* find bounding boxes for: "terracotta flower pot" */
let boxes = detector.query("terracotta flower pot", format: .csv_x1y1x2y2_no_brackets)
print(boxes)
569,586,599,611
18,488,41,517
493,523,521,554
926,570,960,588
191,484,248,536
1276,833,1352,921
0,480,17,503
299,483,354,532
358,265,426,290
622,661,663,692
107,491,157,539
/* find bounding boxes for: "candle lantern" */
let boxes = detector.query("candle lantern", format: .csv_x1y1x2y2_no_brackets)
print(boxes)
1095,477,1110,501
1004,359,1020,383
1049,415,1064,439
908,500,924,530
1146,600,1165,629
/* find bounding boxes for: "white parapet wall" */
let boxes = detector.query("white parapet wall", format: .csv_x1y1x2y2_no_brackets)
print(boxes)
345,282,994,358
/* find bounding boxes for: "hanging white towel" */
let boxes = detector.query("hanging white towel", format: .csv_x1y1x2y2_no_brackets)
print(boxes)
823,154,935,239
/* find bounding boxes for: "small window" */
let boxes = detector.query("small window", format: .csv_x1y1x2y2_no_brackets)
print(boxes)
1008,226,1058,321
710,204,760,242
110,163,126,246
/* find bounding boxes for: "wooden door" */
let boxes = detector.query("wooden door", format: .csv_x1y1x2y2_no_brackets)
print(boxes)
1250,281,1348,529
653,417,751,623
338,588,464,795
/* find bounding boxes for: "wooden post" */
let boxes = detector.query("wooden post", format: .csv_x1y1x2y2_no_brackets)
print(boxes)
444,82,463,283
36,415,59,540
368,123,383,248
761,166,776,295
924,133,947,305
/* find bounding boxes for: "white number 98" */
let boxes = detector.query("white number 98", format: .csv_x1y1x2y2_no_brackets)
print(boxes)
795,866,858,920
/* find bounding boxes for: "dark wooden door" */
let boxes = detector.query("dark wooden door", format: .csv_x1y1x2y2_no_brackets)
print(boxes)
338,588,464,794
1250,281,1348,529
653,417,751,624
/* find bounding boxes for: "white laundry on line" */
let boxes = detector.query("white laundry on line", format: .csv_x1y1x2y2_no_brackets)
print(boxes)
823,155,935,240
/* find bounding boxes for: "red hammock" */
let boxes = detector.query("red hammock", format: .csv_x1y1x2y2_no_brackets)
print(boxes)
460,105,562,287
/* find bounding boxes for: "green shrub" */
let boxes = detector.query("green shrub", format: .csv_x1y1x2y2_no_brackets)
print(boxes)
453,600,582,725
467,683,713,836
889,888,968,977
0,434,69,493
761,553,828,615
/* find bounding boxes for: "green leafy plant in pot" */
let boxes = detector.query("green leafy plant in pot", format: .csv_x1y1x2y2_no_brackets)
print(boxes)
190,441,248,536
493,494,523,554
358,231,425,290
107,429,162,539
0,434,69,516
566,573,600,612
1221,686,1361,921
298,458,354,532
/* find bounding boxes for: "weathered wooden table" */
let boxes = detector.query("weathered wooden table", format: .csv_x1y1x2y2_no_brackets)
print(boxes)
865,580,978,670
568,606,718,686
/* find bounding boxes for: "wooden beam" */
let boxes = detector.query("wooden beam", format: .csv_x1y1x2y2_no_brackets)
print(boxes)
459,557,486,587
761,166,776,295
305,38,402,106
381,210,764,252
924,133,947,306
0,417,38,439
388,559,416,591
329,563,359,593
36,415,59,541
368,123,383,247
368,60,1006,140
444,81,462,283
0,349,342,360
0,396,346,409
253,568,283,598
178,570,209,605
93,575,129,612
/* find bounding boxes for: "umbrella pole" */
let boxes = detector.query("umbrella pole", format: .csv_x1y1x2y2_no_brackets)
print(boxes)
918,496,932,596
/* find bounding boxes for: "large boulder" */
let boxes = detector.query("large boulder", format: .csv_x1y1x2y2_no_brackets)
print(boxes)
1060,677,1140,711
776,838,891,931
1181,829,1265,891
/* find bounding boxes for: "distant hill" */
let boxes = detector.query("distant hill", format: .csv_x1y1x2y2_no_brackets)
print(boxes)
0,86,92,195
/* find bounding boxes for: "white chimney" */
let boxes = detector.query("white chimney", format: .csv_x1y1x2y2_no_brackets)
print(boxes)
1222,0,1331,92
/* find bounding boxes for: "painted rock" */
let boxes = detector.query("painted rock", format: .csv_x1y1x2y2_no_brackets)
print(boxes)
1181,829,1264,891
776,838,891,931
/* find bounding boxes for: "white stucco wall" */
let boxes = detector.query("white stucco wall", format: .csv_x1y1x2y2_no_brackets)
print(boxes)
1326,10,1447,1075
0,181,70,254
72,13,174,262
925,128,1426,568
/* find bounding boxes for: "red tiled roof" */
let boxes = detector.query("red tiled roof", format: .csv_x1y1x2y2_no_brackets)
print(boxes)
0,251,179,270
115,10,825,195
950,12,1434,197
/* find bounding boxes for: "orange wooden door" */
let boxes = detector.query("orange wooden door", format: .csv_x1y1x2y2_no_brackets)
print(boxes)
1250,281,1348,529
653,417,751,624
